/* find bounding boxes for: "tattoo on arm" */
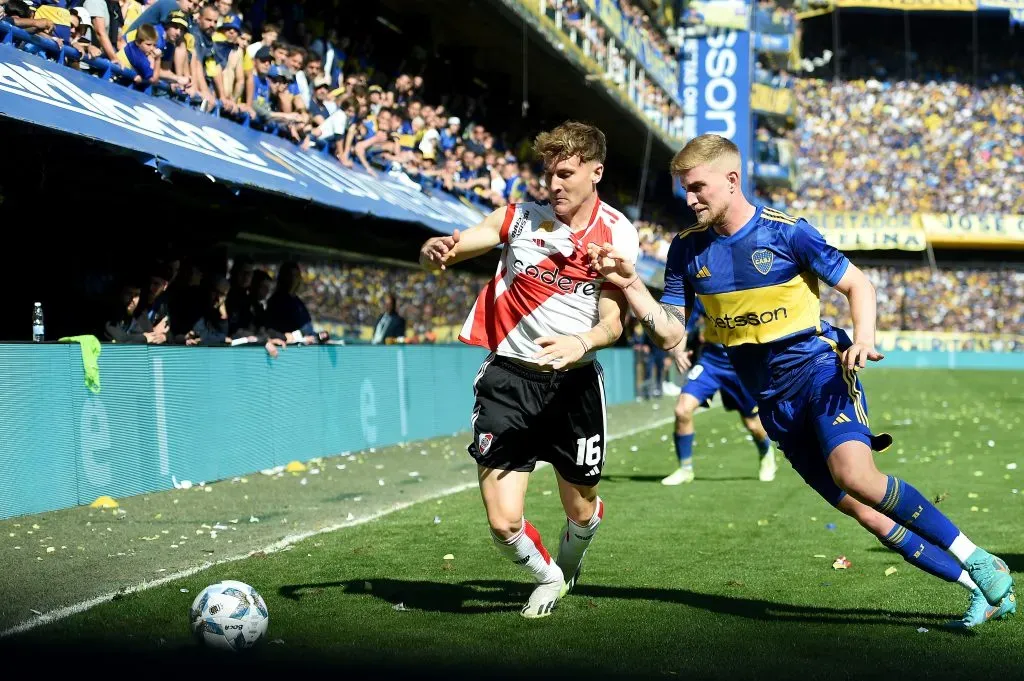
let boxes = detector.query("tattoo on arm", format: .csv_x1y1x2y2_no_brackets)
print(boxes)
640,312,656,334
597,321,617,345
660,304,687,327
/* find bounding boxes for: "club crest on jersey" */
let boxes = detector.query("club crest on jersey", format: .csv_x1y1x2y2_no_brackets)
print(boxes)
751,249,774,275
478,432,494,456
539,220,555,231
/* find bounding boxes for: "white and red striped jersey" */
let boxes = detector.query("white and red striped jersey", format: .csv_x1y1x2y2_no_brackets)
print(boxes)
459,198,640,362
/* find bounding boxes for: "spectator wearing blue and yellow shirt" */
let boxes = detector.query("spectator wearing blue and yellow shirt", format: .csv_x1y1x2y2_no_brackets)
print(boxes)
210,14,244,109
439,116,460,153
262,64,311,140
116,23,159,89
246,45,273,114
184,3,219,111
343,107,396,177
153,9,190,89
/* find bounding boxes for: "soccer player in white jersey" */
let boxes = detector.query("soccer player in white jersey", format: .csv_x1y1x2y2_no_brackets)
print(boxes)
419,121,640,619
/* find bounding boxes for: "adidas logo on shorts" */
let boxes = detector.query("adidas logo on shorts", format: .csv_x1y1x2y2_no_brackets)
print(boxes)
584,466,600,477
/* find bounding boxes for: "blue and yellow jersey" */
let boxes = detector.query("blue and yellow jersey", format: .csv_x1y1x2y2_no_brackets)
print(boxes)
252,73,271,107
663,205,851,401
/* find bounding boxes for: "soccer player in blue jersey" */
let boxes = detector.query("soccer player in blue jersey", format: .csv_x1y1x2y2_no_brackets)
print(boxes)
663,297,777,485
589,134,1015,628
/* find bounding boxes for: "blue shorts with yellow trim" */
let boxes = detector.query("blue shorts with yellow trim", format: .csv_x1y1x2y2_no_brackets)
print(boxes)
683,349,759,418
758,354,891,506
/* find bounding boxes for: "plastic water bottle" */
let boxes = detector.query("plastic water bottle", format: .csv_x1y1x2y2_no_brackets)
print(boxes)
32,302,44,342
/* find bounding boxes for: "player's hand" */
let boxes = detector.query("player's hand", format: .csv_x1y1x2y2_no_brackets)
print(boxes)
842,342,884,371
586,242,637,288
671,346,693,373
419,230,460,272
533,334,589,370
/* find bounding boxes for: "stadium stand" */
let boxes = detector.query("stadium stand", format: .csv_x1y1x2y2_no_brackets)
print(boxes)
0,0,688,346
1,0,1021,352
786,77,1024,215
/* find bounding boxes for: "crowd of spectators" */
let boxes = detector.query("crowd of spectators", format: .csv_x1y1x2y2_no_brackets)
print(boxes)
785,75,1024,216
294,261,485,344
820,265,1024,339
99,256,324,355
0,0,690,210
283,259,1024,345
546,0,685,138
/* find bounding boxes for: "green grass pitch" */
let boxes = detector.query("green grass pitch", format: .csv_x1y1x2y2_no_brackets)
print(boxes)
1,368,1021,679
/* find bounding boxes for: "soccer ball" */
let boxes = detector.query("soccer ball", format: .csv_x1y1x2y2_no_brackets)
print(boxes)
189,580,269,652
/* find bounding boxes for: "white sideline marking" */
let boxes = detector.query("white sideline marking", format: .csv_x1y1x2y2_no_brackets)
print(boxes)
1,413,682,638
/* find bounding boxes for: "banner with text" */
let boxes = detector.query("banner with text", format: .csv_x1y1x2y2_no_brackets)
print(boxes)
921,213,1024,247
820,227,928,251
750,82,795,117
0,44,486,235
876,331,1024,353
681,28,753,184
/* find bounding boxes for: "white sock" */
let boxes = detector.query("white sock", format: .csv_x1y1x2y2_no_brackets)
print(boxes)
958,570,979,592
492,519,563,584
949,533,978,565
556,497,604,576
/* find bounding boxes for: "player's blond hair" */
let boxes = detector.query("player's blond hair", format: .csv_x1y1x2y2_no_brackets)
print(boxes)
670,134,741,176
533,121,606,168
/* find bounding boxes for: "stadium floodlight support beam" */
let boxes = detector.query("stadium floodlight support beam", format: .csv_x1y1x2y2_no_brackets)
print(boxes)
636,126,654,219
973,11,980,87
832,8,841,82
903,11,912,81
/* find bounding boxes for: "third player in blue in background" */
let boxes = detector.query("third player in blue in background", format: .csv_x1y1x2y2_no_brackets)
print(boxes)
662,297,777,485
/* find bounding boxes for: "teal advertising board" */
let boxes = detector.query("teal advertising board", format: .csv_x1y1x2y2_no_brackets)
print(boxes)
0,344,637,519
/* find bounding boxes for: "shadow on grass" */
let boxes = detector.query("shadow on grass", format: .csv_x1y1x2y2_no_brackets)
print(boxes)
279,578,968,629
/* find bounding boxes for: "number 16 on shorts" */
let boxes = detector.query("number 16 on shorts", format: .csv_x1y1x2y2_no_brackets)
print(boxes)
575,434,603,466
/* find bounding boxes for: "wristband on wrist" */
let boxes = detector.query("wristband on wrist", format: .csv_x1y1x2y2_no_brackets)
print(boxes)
572,334,591,354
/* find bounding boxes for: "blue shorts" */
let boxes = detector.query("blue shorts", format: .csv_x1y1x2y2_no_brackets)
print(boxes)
683,346,759,418
758,354,891,506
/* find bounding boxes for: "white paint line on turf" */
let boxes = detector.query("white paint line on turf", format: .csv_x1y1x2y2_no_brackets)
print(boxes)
1,413,683,638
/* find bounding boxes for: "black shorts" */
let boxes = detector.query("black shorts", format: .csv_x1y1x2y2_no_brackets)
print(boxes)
468,354,607,486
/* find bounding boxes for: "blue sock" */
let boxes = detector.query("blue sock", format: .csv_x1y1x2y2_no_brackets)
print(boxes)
675,433,694,468
754,437,770,457
875,476,960,549
882,524,962,584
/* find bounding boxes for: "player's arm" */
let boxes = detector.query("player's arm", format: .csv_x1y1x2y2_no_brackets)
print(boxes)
789,219,884,371
533,288,628,369
833,263,884,370
586,241,688,352
418,207,505,272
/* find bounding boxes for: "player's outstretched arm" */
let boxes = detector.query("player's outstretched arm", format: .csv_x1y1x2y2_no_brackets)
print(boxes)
418,207,505,273
586,242,687,351
833,263,885,370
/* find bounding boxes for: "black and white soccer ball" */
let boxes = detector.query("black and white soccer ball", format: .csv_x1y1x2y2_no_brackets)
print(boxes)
189,580,269,652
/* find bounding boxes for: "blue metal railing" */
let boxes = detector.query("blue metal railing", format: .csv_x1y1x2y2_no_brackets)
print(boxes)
0,19,336,156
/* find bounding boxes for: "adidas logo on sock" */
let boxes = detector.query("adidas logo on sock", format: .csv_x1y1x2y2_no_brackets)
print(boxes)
832,413,851,425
